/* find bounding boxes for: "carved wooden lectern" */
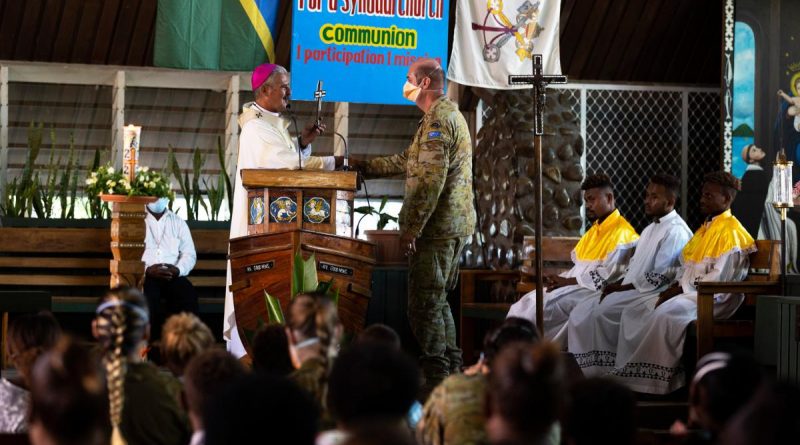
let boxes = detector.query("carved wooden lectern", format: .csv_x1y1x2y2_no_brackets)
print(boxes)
229,169,376,350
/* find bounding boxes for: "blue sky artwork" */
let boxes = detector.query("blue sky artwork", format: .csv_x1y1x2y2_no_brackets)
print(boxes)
732,21,755,178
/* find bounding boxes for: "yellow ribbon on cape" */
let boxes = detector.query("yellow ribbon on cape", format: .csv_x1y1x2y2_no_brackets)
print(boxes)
573,209,639,261
682,209,755,263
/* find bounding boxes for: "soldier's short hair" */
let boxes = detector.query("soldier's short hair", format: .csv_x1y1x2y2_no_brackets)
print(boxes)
649,173,680,199
581,173,614,192
704,171,741,200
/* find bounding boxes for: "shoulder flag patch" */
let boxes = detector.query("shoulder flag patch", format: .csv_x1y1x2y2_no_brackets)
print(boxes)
427,131,442,139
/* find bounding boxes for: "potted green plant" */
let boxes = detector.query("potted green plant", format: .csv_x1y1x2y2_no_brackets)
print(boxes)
354,196,404,265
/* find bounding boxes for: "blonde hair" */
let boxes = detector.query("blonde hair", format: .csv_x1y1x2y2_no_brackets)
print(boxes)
161,312,215,376
94,287,149,445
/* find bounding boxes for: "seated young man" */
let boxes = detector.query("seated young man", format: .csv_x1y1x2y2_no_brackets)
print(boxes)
612,171,755,394
142,197,199,339
507,173,639,343
568,174,692,376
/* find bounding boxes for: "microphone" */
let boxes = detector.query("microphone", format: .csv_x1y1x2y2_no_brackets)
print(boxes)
285,103,303,171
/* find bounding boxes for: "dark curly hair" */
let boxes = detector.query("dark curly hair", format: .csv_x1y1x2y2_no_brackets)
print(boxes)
704,171,741,200
581,173,614,192
649,173,681,199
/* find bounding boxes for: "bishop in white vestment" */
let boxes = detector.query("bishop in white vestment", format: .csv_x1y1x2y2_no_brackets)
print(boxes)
508,174,639,343
568,175,692,377
224,63,338,357
611,173,755,394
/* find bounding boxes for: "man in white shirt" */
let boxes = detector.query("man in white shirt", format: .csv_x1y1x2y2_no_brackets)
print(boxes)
224,63,343,357
567,174,692,377
142,197,198,339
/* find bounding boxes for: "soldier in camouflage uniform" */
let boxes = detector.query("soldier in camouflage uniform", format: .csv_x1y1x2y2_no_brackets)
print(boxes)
359,58,477,395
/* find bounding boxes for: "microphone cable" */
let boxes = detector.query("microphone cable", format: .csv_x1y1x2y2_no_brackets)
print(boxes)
285,103,304,170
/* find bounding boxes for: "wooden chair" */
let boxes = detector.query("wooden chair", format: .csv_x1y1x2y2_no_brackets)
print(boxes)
694,239,781,360
0,291,52,369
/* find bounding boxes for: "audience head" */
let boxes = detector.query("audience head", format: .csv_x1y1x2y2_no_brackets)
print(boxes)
701,171,740,216
204,374,319,445
646,173,680,218
719,380,800,445
341,421,418,445
160,312,215,377
486,342,565,445
356,323,401,350
29,337,110,445
251,324,294,376
581,173,615,221
688,352,764,436
184,349,247,432
483,317,539,367
6,311,61,388
92,286,150,439
327,343,419,428
563,378,636,445
287,292,343,367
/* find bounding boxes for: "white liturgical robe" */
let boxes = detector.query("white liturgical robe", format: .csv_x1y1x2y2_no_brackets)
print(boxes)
567,210,692,377
611,210,754,394
224,102,335,357
507,209,638,343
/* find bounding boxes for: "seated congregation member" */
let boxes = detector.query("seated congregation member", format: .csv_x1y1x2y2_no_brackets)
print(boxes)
562,378,636,445
485,342,565,445
183,349,247,445
142,197,199,339
93,287,190,445
251,324,294,377
28,338,110,445
568,174,692,376
508,174,639,342
321,343,420,445
0,312,61,433
719,380,800,445
287,293,343,419
612,172,755,394
418,317,550,445
670,352,764,444
161,312,215,378
204,374,319,445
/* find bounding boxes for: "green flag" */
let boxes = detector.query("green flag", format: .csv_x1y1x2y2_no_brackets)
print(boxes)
154,0,279,71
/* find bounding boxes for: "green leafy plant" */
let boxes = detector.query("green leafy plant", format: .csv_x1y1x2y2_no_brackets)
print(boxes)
354,195,398,233
84,164,173,199
1,123,44,218
85,149,108,219
169,147,208,221
58,133,77,219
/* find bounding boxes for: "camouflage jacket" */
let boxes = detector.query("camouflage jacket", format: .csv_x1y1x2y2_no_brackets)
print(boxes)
419,373,488,445
366,96,476,239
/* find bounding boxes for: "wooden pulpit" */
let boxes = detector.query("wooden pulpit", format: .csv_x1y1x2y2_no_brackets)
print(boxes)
229,169,376,350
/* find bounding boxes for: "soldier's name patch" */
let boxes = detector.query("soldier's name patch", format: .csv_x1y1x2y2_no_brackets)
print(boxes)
318,261,353,276
245,261,274,273
427,131,442,139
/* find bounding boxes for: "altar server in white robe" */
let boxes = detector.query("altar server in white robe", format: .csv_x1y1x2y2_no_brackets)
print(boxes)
507,174,639,343
568,174,692,376
224,63,341,357
612,171,755,394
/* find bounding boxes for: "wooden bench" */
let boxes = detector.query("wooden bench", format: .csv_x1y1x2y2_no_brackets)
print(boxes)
459,236,579,362
460,236,781,365
694,239,781,360
0,227,229,314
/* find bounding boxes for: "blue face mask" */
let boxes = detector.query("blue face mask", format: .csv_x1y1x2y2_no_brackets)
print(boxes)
147,197,169,214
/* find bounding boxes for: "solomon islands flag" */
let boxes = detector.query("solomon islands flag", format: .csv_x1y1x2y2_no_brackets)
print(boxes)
154,0,280,71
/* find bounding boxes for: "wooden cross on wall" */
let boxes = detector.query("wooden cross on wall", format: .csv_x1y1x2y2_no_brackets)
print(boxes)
507,54,568,335
508,54,567,135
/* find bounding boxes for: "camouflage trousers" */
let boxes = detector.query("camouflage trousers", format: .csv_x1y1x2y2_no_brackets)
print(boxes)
408,236,467,394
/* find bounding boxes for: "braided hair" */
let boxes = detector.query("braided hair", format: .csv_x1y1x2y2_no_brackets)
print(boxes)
94,287,149,445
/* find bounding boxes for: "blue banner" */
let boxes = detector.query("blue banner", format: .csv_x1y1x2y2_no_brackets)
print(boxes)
290,0,449,105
